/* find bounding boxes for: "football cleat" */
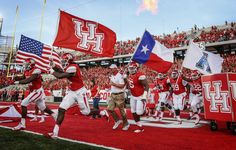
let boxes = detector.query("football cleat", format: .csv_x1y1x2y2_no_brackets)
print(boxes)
12,123,26,131
122,124,130,131
134,126,144,133
112,120,122,130
44,132,58,139
39,118,45,123
30,117,37,122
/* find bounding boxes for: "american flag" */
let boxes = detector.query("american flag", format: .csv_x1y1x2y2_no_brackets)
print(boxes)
16,35,62,72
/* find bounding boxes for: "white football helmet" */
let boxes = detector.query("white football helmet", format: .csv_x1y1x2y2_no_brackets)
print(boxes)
191,70,200,80
61,53,74,68
128,61,139,75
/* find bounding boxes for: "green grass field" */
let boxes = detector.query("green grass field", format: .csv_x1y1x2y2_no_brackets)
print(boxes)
0,127,109,150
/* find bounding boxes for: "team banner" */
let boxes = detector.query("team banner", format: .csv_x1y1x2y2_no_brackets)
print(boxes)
53,10,117,57
132,30,173,73
183,41,224,74
202,73,236,122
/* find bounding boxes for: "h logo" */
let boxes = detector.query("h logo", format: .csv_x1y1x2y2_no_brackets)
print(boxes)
203,81,231,113
195,52,212,73
230,82,236,100
73,19,104,54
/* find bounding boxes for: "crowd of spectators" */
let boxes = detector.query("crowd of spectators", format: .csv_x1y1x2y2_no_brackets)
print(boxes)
0,52,236,93
37,53,236,91
0,71,14,89
222,54,236,72
0,22,236,94
74,22,236,60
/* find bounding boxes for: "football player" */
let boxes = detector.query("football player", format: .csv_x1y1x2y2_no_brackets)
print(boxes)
12,58,56,130
155,73,174,121
46,53,90,138
168,70,189,124
182,70,202,125
126,62,149,133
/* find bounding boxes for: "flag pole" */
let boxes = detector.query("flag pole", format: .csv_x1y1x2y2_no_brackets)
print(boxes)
50,9,61,68
7,5,19,77
123,29,146,73
173,39,193,86
39,0,46,41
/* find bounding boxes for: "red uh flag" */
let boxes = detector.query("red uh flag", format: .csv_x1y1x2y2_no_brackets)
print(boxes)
53,10,117,57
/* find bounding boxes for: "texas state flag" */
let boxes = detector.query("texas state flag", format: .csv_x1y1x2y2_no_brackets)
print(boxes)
132,30,173,73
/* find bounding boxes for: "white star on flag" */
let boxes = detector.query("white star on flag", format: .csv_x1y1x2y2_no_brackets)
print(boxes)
141,45,149,54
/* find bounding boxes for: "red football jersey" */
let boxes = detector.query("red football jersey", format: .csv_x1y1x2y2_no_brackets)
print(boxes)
24,67,42,90
65,64,84,91
127,72,146,97
155,77,170,92
169,77,187,95
190,78,202,94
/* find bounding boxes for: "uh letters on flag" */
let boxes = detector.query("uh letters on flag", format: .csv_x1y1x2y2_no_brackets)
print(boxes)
53,10,116,57
132,30,173,73
16,35,62,72
182,41,224,75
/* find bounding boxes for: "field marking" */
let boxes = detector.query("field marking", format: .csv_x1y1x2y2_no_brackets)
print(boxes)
0,120,14,123
0,125,121,150
126,117,209,129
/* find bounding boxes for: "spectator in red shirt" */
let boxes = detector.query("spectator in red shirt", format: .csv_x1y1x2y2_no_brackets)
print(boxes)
90,79,101,118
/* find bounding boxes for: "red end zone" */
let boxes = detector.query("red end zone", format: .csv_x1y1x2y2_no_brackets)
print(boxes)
0,101,236,150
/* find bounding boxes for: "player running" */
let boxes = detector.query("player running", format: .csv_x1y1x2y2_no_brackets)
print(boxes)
46,53,90,138
12,58,56,131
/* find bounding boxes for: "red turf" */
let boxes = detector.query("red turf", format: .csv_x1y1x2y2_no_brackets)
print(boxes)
0,102,236,150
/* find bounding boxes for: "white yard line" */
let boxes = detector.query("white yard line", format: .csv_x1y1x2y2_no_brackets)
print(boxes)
0,125,121,150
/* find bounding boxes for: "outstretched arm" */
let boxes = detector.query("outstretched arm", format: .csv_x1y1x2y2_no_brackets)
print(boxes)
19,74,38,84
52,71,75,79
51,65,76,79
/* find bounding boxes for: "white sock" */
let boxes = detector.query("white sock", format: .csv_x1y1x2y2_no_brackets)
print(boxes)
21,118,26,126
189,112,193,117
160,111,164,118
53,124,60,136
153,111,157,116
176,116,181,120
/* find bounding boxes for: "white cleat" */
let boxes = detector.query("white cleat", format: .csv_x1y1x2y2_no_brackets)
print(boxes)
112,120,122,130
12,123,26,131
122,124,130,131
30,117,37,122
134,126,144,133
44,132,58,139
39,118,45,123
